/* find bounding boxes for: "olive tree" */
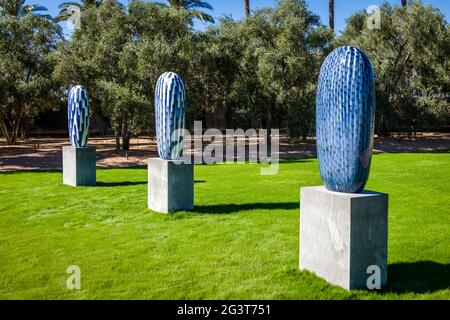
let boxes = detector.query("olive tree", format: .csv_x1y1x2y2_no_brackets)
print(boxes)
339,1,449,136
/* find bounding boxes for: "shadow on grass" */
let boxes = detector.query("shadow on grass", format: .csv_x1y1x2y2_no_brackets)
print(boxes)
279,158,315,164
0,169,61,175
96,181,147,187
384,261,450,294
96,180,206,187
97,166,146,171
193,202,299,214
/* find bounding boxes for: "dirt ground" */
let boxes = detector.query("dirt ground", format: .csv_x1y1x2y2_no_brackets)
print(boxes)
1,133,449,172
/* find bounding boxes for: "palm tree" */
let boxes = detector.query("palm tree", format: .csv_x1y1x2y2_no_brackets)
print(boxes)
165,0,214,23
329,0,334,31
0,0,52,19
244,0,250,17
55,0,103,22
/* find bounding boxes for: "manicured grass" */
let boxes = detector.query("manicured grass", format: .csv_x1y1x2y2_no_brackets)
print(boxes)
0,153,449,300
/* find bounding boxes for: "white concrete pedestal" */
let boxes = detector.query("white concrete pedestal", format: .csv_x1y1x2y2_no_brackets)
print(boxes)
63,146,96,187
148,158,194,213
299,186,388,290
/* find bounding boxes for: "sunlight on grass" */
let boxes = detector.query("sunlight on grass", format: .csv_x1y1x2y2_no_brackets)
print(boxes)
0,153,449,299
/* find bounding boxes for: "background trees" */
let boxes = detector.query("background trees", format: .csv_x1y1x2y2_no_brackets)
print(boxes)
217,0,332,139
164,0,214,23
0,0,52,19
339,1,450,136
0,1,61,144
53,0,194,150
0,0,448,145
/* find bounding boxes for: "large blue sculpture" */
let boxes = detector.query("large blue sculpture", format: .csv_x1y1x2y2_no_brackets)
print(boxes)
316,46,376,193
155,72,186,160
68,85,90,148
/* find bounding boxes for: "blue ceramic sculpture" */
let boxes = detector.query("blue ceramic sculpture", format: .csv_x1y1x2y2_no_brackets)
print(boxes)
316,46,376,193
68,85,90,148
155,72,186,160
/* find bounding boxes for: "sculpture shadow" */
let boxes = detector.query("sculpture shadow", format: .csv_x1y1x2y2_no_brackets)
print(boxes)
96,181,147,187
96,179,205,188
193,202,299,215
98,166,147,171
279,158,314,164
384,261,450,294
0,169,61,175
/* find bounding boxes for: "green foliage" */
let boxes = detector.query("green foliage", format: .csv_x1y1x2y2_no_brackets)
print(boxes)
199,0,332,139
339,1,450,136
164,0,215,23
0,0,52,19
53,0,200,149
0,2,61,144
54,1,143,149
2,0,449,145
53,0,330,139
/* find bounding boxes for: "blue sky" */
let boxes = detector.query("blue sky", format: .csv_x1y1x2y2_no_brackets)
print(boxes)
37,0,449,35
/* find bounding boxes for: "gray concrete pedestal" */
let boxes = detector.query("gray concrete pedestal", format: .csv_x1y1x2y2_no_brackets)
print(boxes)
299,186,388,290
148,158,194,213
63,146,96,187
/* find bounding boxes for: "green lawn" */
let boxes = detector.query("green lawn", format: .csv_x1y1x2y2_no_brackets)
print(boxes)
0,153,449,300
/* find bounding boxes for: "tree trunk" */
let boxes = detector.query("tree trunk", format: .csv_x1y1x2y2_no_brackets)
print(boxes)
0,119,11,144
121,124,131,151
329,0,335,32
0,117,20,145
114,129,121,151
401,0,407,7
381,114,389,137
122,134,131,151
245,0,250,18
411,118,417,138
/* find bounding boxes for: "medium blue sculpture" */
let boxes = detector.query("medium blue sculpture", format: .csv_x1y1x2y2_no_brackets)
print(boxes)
68,85,90,148
316,46,376,193
155,72,186,160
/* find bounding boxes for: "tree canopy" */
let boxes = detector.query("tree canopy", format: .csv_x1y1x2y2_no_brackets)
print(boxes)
0,1,61,143
339,1,450,136
0,0,448,146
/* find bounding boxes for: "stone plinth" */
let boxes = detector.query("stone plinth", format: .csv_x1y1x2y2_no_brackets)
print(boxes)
63,146,96,187
299,186,388,290
148,158,194,213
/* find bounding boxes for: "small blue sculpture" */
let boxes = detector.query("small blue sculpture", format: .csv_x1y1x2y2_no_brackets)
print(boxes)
155,72,186,160
68,85,90,148
316,46,376,193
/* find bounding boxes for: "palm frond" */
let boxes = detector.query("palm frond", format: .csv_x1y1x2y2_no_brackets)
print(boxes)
152,1,168,7
190,9,214,23
185,0,213,11
54,12,73,22
23,5,48,13
38,14,54,20
165,0,214,23
58,2,82,10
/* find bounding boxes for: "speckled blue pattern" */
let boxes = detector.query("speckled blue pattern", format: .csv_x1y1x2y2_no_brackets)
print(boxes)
68,85,89,148
155,72,186,160
316,46,376,193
